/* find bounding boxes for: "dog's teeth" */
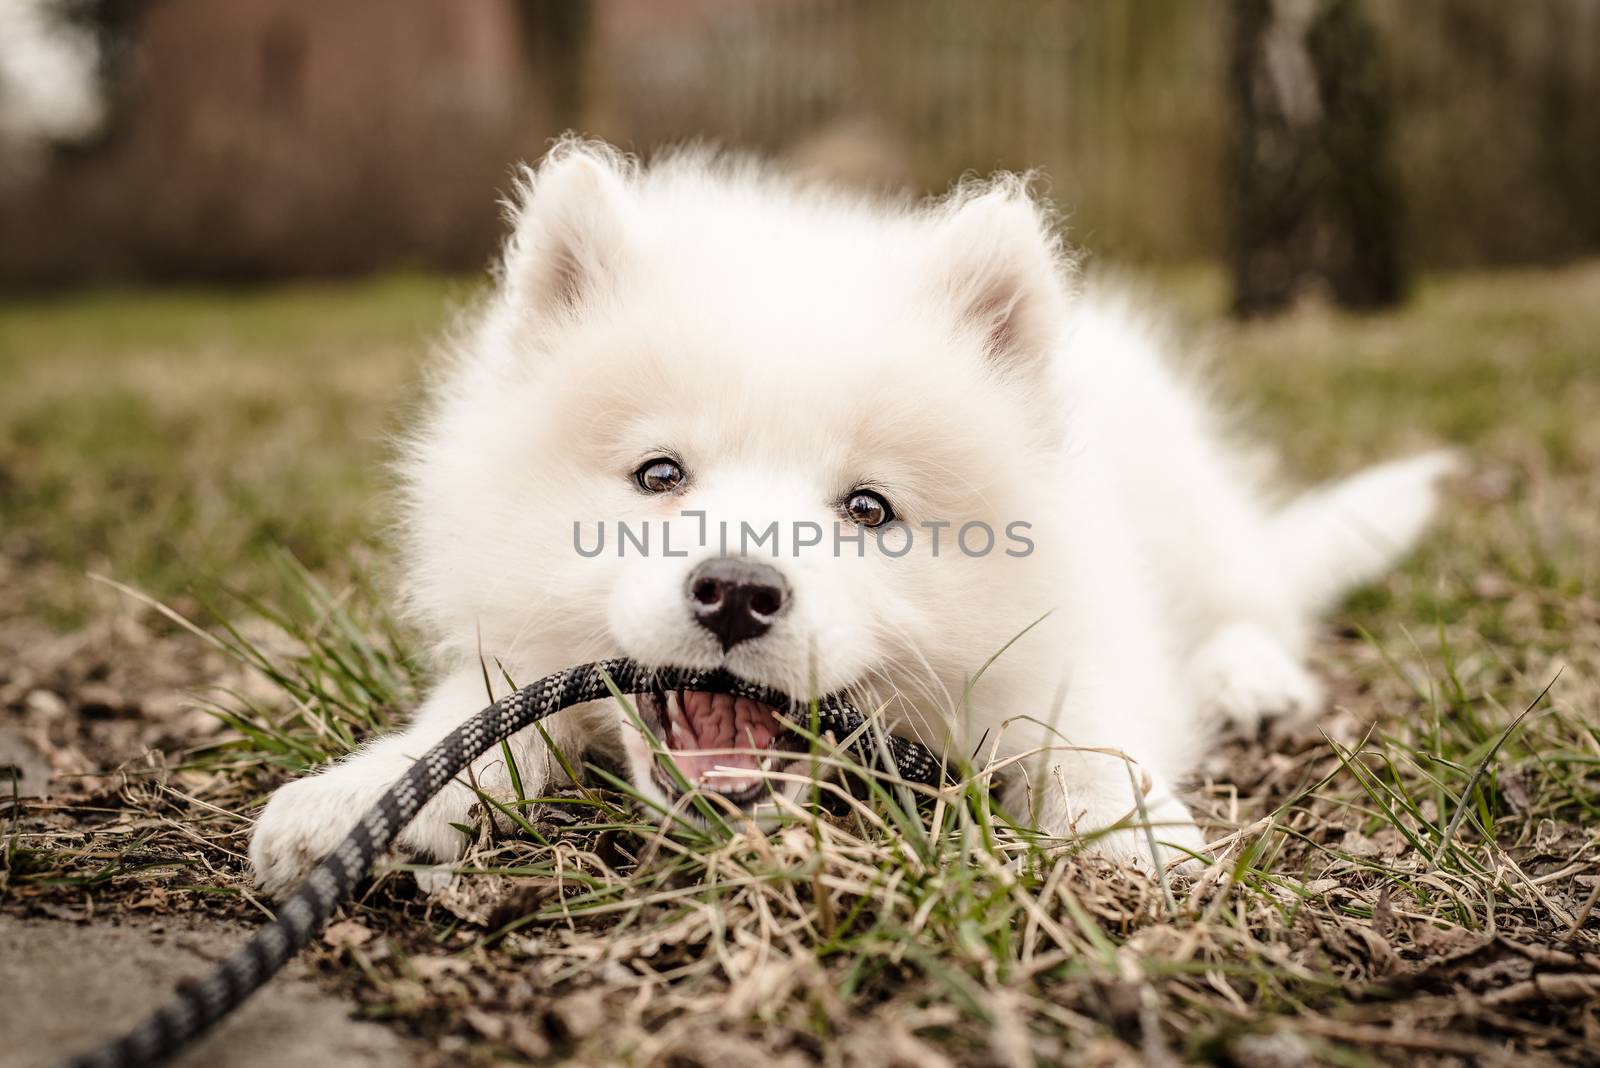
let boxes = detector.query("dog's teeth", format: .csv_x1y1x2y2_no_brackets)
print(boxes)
661,693,687,749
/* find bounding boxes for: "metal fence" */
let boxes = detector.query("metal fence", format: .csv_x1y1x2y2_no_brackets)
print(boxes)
604,0,1225,260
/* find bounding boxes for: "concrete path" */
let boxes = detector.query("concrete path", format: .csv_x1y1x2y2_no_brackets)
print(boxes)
0,916,422,1068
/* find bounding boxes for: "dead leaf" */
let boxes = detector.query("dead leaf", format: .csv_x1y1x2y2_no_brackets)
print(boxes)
322,918,376,950
1372,884,1393,937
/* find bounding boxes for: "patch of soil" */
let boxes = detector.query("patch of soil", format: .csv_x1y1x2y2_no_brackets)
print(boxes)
0,603,233,786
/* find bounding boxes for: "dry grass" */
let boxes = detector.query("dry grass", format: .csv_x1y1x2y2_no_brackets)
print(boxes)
3,263,1599,1066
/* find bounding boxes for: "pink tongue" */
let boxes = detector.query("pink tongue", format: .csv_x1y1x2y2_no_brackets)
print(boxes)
666,690,783,788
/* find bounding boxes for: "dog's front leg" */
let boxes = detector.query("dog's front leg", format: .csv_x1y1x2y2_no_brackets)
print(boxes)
248,668,551,898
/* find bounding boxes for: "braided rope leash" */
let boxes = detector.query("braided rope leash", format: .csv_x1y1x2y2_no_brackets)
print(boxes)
64,659,945,1068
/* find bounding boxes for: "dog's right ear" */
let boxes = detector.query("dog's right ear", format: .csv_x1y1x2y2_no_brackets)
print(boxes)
502,144,634,318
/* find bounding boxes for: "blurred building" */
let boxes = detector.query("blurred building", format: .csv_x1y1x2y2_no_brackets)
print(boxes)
1,0,1596,287
0,0,563,283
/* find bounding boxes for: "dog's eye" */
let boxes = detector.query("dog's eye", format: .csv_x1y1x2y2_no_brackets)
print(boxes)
635,458,684,493
844,490,894,527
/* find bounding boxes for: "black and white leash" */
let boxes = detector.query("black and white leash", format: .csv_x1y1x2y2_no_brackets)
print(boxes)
63,659,946,1068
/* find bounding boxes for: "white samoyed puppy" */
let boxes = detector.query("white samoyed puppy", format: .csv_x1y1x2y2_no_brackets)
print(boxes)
249,140,1453,896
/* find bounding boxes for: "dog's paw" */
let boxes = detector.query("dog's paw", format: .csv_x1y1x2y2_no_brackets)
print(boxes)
249,773,372,898
249,769,472,899
1079,796,1208,875
250,780,343,898
1189,622,1324,731
1044,787,1208,876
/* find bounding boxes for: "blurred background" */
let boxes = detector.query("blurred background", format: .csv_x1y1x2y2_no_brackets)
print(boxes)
4,0,1599,299
1,0,1597,639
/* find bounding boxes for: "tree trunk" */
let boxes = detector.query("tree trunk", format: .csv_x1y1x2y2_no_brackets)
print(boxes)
1228,0,1405,316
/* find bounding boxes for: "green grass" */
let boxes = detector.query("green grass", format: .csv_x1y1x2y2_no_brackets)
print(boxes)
72,554,1595,1064
3,263,1599,1064
0,272,476,626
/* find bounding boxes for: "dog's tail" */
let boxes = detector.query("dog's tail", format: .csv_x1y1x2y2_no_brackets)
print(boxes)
1270,450,1459,615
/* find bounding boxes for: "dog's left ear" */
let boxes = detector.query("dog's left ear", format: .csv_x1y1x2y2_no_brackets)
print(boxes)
930,180,1072,370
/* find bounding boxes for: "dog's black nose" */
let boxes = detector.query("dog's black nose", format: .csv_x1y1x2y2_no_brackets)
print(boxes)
686,558,790,650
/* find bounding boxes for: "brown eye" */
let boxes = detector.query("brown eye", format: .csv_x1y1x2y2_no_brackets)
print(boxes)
635,458,684,493
844,490,894,527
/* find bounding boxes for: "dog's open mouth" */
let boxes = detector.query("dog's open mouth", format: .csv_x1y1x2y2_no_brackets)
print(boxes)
637,690,807,807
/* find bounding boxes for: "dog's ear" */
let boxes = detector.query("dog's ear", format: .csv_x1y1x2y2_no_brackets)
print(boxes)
503,143,634,318
931,179,1072,369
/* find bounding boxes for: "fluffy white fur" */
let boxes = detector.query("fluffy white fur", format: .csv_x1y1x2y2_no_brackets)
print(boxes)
250,141,1454,896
